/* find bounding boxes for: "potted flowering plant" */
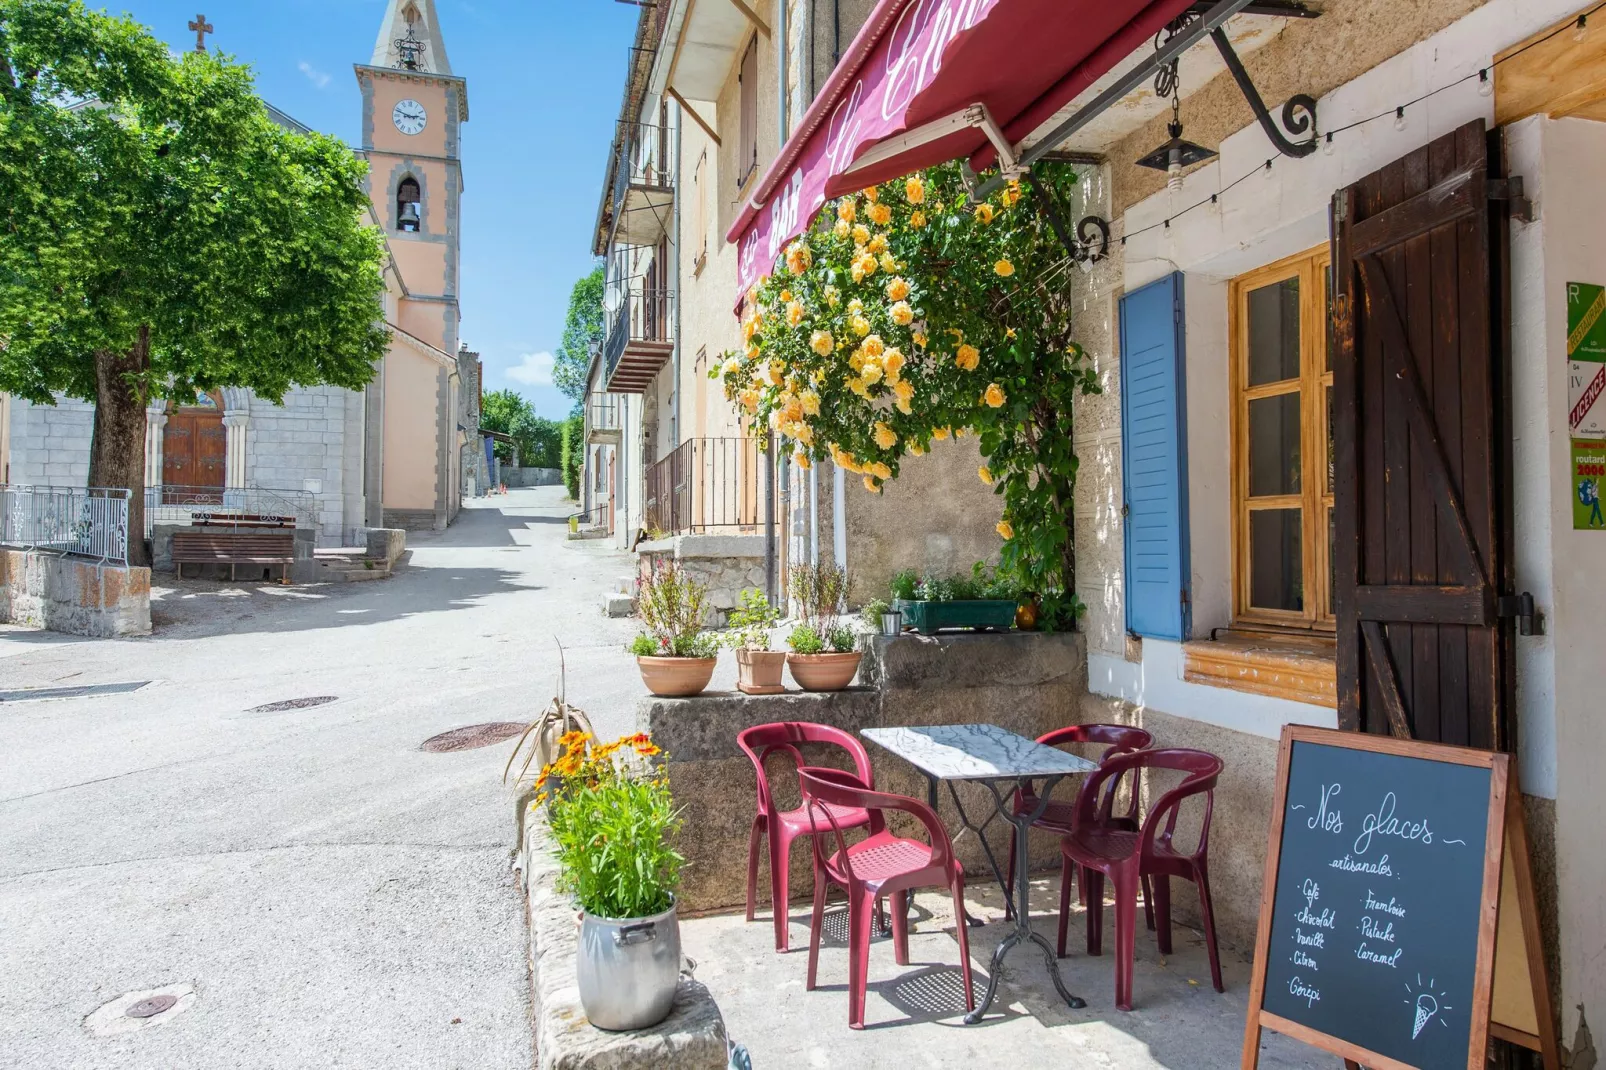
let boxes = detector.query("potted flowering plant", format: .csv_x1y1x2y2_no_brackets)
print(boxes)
723,587,785,694
536,730,684,1031
891,561,1020,635
630,561,719,696
785,563,860,690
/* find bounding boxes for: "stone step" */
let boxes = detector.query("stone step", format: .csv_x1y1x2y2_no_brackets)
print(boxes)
602,591,635,618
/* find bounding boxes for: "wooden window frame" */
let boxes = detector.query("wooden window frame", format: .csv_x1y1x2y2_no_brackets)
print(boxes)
1228,246,1335,631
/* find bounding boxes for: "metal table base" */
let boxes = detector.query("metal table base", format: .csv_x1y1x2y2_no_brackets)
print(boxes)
921,773,1086,1022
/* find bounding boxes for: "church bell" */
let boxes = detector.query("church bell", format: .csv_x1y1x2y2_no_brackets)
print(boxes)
398,201,422,232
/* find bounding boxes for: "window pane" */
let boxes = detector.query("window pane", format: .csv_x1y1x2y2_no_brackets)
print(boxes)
1247,277,1301,385
1248,393,1302,496
1325,384,1334,494
1324,264,1333,372
1250,508,1304,612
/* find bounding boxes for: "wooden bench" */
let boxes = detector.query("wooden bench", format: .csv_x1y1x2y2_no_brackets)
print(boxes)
171,527,296,583
190,512,297,530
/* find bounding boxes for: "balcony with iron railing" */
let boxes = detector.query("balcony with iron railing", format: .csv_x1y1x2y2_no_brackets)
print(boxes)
608,121,674,249
585,391,622,444
643,437,765,537
603,285,674,393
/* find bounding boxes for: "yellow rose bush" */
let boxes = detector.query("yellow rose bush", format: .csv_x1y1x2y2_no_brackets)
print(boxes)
715,162,1100,628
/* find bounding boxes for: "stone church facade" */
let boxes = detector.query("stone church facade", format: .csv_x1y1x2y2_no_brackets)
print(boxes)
1,0,471,540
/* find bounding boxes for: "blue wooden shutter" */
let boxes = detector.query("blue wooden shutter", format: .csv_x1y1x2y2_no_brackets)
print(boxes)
1119,272,1191,640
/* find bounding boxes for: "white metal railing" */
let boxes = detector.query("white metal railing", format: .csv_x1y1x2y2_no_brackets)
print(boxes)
0,484,131,566
143,484,318,537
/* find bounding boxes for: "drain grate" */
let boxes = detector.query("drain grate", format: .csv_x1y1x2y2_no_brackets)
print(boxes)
420,722,527,753
85,983,195,1036
0,682,151,703
246,696,338,714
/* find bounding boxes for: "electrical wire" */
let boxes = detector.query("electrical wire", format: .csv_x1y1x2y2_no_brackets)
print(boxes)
1114,2,1604,248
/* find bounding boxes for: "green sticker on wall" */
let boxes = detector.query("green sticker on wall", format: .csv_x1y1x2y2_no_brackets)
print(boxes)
1567,282,1606,362
1573,439,1606,531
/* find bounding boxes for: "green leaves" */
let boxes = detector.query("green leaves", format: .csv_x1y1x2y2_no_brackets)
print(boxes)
0,0,388,406
553,265,604,404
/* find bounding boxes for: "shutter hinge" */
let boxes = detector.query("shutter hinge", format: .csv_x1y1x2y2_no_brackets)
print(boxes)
1181,587,1191,606
1497,591,1544,636
1488,176,1534,223
1333,194,1348,224
1121,501,1130,518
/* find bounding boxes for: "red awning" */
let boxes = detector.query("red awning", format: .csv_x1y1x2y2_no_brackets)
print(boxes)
725,0,1208,304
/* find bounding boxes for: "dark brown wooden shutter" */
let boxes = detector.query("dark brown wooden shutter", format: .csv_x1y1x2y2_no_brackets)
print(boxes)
1329,118,1515,750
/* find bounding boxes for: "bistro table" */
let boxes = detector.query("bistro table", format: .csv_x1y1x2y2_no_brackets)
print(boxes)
860,723,1097,1022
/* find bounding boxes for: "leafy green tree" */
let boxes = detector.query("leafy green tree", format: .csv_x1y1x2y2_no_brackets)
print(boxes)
553,265,605,404
559,413,584,500
716,162,1099,629
480,388,561,467
0,1,389,563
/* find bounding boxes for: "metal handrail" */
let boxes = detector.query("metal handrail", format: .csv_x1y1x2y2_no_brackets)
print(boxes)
612,120,673,208
144,484,318,537
603,287,675,383
643,438,764,536
0,484,131,566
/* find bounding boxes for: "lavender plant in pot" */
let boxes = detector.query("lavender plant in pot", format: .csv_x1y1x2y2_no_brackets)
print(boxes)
785,563,860,691
630,561,718,697
723,588,785,695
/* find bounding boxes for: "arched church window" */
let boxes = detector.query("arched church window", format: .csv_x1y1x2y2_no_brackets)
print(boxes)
397,177,422,233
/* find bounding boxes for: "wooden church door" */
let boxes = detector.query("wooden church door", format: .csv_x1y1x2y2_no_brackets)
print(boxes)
1329,118,1517,751
162,392,227,502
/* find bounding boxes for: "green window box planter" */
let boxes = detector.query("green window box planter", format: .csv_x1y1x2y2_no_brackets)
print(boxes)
894,599,1018,635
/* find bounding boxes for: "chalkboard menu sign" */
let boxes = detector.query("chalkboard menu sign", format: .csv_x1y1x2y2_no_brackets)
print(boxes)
1243,727,1558,1070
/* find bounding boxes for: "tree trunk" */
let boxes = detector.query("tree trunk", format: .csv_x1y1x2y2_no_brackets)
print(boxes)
88,329,151,567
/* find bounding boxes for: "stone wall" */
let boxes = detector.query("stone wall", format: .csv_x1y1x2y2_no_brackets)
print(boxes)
501,466,561,488
637,533,766,626
6,397,93,487
0,549,151,637
639,632,1088,914
244,387,364,542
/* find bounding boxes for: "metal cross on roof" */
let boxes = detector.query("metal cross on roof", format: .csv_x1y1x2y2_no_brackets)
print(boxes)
187,13,212,53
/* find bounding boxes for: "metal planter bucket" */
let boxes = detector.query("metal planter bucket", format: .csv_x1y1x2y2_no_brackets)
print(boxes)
879,610,904,637
576,897,680,1031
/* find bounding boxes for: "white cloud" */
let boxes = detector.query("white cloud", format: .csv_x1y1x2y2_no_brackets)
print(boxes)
506,351,555,387
298,61,331,90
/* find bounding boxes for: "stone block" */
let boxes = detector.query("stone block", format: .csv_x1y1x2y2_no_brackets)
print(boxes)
0,550,150,637
522,814,728,1070
364,527,406,565
860,632,1086,692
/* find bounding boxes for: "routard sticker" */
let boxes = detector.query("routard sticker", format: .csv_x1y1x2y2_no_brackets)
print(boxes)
1566,282,1606,437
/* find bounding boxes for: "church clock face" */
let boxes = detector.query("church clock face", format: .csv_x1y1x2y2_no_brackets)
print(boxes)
392,99,427,135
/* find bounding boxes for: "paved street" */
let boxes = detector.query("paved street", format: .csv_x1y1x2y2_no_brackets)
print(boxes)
0,487,643,1070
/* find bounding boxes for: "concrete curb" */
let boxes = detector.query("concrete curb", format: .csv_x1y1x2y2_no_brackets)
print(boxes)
519,805,729,1070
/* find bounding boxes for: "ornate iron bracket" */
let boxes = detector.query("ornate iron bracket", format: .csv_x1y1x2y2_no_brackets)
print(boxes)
1024,170,1110,266
1209,26,1318,158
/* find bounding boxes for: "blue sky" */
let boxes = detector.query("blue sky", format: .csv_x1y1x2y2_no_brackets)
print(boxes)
112,0,638,420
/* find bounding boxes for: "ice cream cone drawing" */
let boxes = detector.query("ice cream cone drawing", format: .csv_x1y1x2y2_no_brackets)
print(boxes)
1412,995,1438,1038
1404,976,1450,1040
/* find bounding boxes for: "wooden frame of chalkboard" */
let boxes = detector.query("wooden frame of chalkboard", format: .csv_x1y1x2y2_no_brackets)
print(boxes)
1240,725,1558,1070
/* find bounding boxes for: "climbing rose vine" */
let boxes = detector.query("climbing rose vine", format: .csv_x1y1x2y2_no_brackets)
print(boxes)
716,162,1101,628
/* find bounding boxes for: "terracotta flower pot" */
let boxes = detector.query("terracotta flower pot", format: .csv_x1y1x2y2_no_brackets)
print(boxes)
636,656,717,697
786,651,862,692
736,649,787,695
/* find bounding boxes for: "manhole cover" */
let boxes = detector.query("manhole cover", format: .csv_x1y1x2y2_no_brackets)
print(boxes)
246,696,338,714
126,995,177,1019
85,984,195,1036
420,722,527,753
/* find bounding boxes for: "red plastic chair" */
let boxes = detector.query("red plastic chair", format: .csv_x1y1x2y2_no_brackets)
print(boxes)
798,766,975,1030
1004,724,1153,911
1056,748,1225,1011
738,723,881,953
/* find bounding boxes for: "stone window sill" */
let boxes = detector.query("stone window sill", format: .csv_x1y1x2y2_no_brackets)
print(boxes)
1182,630,1337,709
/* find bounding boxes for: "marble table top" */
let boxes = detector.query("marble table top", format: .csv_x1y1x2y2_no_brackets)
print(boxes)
861,724,1098,782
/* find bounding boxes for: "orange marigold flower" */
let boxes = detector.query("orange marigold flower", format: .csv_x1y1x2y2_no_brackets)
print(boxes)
905,175,925,204
994,258,1015,277
874,422,897,449
886,276,910,302
868,202,892,226
910,210,927,228
863,475,881,494
838,199,857,223
955,344,980,371
974,203,996,224
890,300,914,326
979,465,994,485
997,520,1014,540
984,383,1006,407
810,330,835,356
